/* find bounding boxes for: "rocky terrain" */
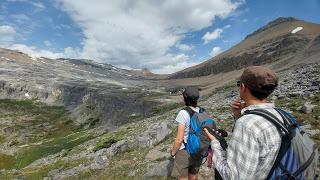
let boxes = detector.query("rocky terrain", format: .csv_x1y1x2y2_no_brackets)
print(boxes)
1,62,319,179
0,17,319,179
0,48,168,130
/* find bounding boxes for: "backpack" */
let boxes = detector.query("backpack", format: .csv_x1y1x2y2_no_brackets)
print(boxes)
183,107,216,159
244,108,318,180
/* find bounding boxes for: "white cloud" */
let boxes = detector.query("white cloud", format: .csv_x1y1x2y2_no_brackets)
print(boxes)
0,24,79,59
44,40,52,47
210,46,222,57
0,25,16,46
202,24,231,44
30,2,45,10
176,43,193,51
56,0,240,73
202,28,224,44
224,24,231,29
152,54,198,74
7,0,45,11
8,44,80,59
11,14,30,24
9,44,63,58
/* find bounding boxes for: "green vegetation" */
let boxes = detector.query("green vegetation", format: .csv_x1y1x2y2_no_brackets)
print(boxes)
1,158,89,180
151,102,184,116
275,92,320,146
93,126,131,152
13,131,92,169
0,99,96,170
0,135,5,144
89,148,150,179
93,136,121,152
0,154,15,170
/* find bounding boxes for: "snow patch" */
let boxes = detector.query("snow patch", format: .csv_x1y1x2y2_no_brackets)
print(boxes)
291,27,303,34
25,93,30,97
122,87,128,90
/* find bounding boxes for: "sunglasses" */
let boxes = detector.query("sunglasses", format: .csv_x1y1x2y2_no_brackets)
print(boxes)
236,80,241,87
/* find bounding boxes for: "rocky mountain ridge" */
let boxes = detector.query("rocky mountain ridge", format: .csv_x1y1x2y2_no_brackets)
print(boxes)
170,17,320,78
0,48,166,129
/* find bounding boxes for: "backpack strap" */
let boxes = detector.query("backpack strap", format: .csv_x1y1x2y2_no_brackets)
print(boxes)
244,109,290,136
183,106,195,118
244,109,293,180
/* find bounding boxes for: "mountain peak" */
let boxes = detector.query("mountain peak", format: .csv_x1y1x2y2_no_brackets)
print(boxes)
245,17,299,39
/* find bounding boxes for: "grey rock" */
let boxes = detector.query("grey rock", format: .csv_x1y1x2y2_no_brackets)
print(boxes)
138,122,172,147
217,112,232,121
144,160,174,177
105,140,129,157
301,102,315,114
296,106,302,112
145,149,170,161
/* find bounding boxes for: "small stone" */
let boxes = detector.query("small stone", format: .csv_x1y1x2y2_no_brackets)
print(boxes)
296,106,302,112
301,102,315,114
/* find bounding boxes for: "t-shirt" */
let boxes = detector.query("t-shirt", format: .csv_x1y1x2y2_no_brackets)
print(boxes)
175,106,200,150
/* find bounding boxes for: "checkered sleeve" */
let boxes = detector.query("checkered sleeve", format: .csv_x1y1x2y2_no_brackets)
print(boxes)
211,121,261,180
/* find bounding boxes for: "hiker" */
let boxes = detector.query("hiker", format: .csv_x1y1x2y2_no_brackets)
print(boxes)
170,86,203,180
204,66,318,179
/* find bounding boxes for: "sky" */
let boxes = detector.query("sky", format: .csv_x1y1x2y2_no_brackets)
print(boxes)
0,0,319,74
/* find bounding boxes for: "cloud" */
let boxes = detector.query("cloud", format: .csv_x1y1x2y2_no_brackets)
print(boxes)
176,43,193,51
30,2,45,11
8,43,80,59
202,24,231,44
152,54,198,74
210,46,222,57
0,25,16,46
202,28,224,44
44,40,52,47
9,44,63,58
56,0,240,73
11,14,30,24
224,24,231,29
6,0,45,11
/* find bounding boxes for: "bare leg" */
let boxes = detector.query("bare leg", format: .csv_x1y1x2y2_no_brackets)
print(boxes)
178,176,188,180
188,173,198,180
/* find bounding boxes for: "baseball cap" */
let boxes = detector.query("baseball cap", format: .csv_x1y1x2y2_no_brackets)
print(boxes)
182,86,199,99
240,66,278,93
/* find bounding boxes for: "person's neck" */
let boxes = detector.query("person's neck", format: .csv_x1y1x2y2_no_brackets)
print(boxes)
244,98,268,107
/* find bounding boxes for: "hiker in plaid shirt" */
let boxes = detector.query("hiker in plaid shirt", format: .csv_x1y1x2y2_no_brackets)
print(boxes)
205,66,283,180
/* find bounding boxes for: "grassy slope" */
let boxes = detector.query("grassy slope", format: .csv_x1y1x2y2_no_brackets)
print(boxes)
0,99,94,171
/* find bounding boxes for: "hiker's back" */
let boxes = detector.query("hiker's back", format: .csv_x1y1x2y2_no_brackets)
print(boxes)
232,105,283,179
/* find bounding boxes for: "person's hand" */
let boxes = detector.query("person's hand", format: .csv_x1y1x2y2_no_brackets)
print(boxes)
204,128,216,141
231,98,245,119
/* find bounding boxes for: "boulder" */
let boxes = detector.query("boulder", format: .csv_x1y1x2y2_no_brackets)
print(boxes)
300,102,315,114
145,146,170,161
104,140,129,157
144,160,174,177
138,122,172,147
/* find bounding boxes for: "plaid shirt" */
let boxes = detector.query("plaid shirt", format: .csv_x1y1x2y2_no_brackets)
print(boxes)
211,103,283,180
